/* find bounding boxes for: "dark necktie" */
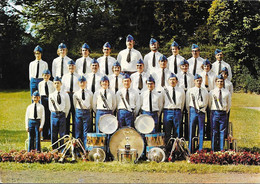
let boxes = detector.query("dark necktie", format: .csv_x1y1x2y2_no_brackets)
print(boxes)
223,80,225,89
91,74,95,94
104,89,107,99
34,103,37,119
115,76,118,93
193,58,197,76
161,68,165,87
83,58,86,74
149,91,152,112
57,92,61,104
138,73,143,90
82,89,85,100
174,55,177,74
172,87,176,104
70,73,73,93
219,89,223,107
205,73,209,88
126,89,129,104
152,52,156,67
36,61,39,78
199,88,203,101
61,58,64,77
126,49,131,63
184,72,188,89
218,61,221,74
105,56,109,75
45,81,49,96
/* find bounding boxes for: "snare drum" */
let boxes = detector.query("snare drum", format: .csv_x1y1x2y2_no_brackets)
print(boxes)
134,114,155,134
86,133,106,151
98,114,118,134
145,133,165,147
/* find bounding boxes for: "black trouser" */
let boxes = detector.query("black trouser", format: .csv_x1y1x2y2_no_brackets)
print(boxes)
66,93,75,137
41,96,51,139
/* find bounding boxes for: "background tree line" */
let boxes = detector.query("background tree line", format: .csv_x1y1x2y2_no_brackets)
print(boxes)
0,0,259,93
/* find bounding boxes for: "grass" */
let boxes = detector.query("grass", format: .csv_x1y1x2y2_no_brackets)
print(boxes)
0,91,260,173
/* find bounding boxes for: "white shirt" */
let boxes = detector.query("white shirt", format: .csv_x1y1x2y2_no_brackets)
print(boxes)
85,72,102,94
224,79,233,95
143,51,163,73
48,90,71,117
61,72,80,93
52,55,71,78
73,89,93,110
198,70,217,92
212,60,232,81
93,88,116,112
176,71,195,91
108,74,124,94
209,87,231,112
97,56,116,76
187,56,204,75
117,48,143,72
140,89,163,114
186,86,209,113
167,54,185,75
116,88,140,116
29,59,48,80
130,71,149,94
162,86,185,111
38,80,55,96
151,68,172,92
25,102,45,129
76,56,92,75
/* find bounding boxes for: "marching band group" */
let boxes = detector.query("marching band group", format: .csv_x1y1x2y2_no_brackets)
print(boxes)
25,34,233,159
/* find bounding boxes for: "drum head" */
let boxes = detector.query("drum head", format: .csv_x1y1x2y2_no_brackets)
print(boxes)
109,127,144,160
98,114,118,134
134,115,155,134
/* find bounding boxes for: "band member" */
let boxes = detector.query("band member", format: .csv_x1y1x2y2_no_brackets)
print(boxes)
29,45,48,96
38,69,55,140
97,42,116,76
93,76,116,133
52,43,71,78
61,60,80,136
187,44,204,76
116,74,140,128
167,41,185,75
143,38,162,73
186,74,209,153
117,34,143,75
73,76,93,149
76,43,92,75
130,59,149,94
108,61,123,94
209,74,231,151
49,77,70,149
162,73,185,150
25,91,45,152
176,59,194,139
140,75,163,133
85,58,102,94
212,49,232,81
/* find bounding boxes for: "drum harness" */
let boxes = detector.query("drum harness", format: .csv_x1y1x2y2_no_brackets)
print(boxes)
50,97,61,113
100,92,111,110
119,93,134,113
163,86,175,105
213,94,221,110
75,97,87,109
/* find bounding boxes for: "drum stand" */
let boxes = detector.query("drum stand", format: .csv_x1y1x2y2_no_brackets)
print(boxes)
50,135,87,163
167,137,190,162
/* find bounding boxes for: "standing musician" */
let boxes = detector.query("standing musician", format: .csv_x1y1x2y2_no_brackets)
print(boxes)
167,41,185,75
209,74,231,151
73,76,93,149
61,60,80,137
143,38,163,74
52,43,71,78
38,69,55,140
29,45,48,96
98,42,116,76
186,74,209,152
130,59,149,95
48,77,70,149
140,75,163,133
108,61,123,94
76,43,92,75
187,44,204,76
116,74,140,128
25,91,45,152
117,34,143,75
162,73,185,151
93,75,116,133
85,58,102,94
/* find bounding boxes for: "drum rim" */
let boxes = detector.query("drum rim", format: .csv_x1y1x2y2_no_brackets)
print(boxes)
98,114,118,134
134,114,155,134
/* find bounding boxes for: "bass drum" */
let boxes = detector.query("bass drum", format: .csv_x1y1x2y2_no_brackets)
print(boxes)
98,114,118,134
134,114,155,134
109,127,144,160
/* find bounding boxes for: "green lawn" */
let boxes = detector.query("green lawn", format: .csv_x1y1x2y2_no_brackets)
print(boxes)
0,91,259,173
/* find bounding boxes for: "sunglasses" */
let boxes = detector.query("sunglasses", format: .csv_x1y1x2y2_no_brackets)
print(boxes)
137,64,143,67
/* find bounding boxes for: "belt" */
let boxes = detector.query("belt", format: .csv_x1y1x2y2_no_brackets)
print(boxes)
29,119,41,121
163,108,180,111
41,95,48,98
212,110,226,113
